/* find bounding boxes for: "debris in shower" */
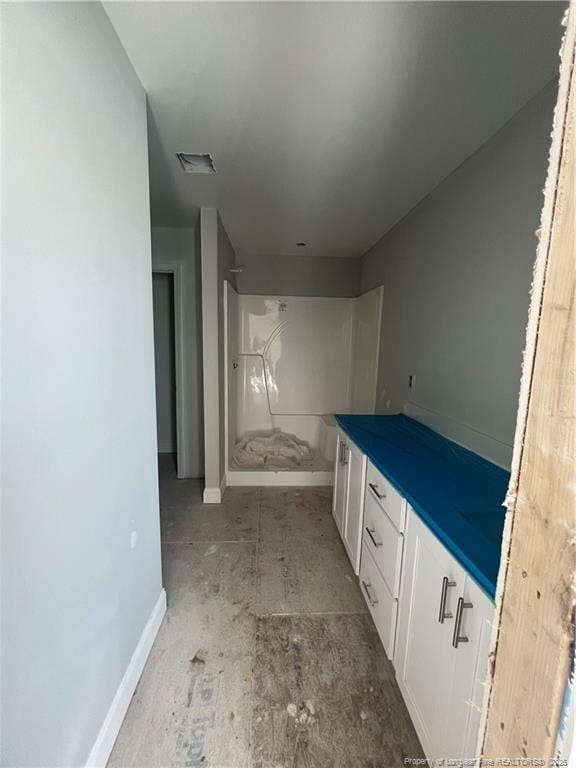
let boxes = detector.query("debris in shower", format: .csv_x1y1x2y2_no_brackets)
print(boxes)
232,430,315,469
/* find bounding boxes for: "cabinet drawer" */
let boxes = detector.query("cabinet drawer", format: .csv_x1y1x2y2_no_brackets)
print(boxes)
366,460,406,532
360,545,398,659
363,490,404,597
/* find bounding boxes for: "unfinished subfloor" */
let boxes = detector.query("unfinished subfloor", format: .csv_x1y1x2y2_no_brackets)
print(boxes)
109,455,423,768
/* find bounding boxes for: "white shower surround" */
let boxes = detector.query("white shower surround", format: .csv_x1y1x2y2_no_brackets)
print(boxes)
225,284,383,486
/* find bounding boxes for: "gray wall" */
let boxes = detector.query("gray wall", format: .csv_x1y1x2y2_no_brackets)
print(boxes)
152,226,204,477
152,273,176,454
361,82,556,457
1,4,163,765
200,209,237,497
235,254,360,297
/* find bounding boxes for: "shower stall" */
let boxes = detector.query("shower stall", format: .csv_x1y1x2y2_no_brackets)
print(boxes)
224,284,383,485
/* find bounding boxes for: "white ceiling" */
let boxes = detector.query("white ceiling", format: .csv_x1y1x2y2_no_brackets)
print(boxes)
105,2,564,258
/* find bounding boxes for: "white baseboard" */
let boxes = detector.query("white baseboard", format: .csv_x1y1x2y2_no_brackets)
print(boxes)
203,486,221,503
85,589,167,767
227,470,334,486
203,474,226,504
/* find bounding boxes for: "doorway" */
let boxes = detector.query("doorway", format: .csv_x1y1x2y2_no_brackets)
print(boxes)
152,262,187,479
153,272,177,471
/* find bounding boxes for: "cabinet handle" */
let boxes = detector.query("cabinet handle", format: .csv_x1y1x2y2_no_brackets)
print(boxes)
368,482,386,500
438,576,456,623
341,444,349,465
365,526,383,548
361,580,379,607
452,597,473,647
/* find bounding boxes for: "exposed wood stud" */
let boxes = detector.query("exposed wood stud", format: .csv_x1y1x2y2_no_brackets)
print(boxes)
480,3,576,759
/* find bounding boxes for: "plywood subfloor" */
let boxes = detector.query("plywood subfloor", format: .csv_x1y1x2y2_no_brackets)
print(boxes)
108,454,423,767
253,614,422,768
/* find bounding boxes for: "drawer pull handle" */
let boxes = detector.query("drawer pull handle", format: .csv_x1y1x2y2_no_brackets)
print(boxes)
368,482,386,500
341,443,349,466
438,576,456,623
452,597,473,648
365,526,383,548
361,580,379,607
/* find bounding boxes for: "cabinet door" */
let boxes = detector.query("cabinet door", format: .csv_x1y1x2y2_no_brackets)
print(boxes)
343,439,366,574
452,575,494,759
394,508,466,760
332,433,348,536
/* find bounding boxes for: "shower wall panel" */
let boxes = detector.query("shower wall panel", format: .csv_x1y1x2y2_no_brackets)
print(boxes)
236,295,355,419
225,283,240,466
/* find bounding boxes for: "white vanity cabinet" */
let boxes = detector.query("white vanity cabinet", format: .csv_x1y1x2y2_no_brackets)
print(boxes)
332,429,366,574
332,425,495,764
394,508,494,762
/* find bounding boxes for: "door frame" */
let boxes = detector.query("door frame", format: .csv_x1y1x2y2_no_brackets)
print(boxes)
152,262,187,479
480,5,576,760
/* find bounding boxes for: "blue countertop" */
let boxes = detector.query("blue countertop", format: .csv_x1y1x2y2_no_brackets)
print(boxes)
335,414,509,599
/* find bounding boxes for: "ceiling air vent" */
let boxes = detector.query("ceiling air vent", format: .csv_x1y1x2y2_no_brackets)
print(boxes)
176,153,216,174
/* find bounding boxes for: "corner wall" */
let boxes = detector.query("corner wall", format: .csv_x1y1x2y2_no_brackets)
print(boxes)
1,5,163,765
360,82,557,464
200,209,237,502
